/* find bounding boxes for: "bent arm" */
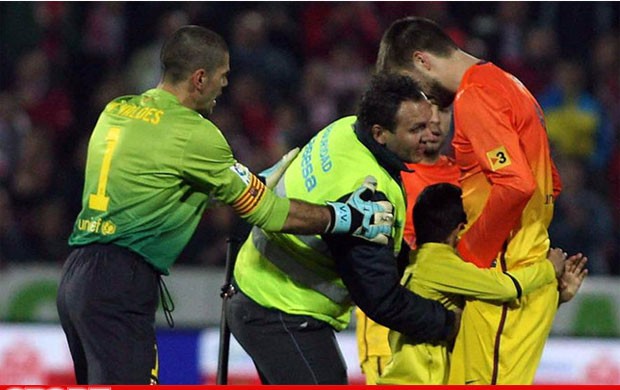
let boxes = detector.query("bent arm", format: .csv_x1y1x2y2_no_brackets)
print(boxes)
455,88,536,267
326,236,456,343
415,249,555,301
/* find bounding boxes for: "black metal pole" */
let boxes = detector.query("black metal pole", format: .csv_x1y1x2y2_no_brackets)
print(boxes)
216,237,241,385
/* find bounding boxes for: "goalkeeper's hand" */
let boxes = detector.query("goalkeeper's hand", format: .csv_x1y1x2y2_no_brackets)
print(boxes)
258,147,300,189
326,176,394,245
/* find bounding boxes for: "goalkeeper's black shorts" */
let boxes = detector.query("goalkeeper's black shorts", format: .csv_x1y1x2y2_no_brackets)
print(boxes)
56,243,159,384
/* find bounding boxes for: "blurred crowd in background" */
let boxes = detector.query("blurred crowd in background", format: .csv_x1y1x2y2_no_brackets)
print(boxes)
0,2,618,274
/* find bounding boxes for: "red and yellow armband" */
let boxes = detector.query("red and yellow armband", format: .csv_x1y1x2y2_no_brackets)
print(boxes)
231,173,267,216
230,171,290,231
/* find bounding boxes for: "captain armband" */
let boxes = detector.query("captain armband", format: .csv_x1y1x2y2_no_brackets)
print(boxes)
230,164,267,217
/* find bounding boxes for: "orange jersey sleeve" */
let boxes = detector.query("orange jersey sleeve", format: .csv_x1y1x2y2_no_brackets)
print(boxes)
453,63,558,269
401,156,461,247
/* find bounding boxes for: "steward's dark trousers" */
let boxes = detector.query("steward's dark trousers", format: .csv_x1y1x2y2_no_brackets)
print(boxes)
226,286,348,384
56,244,159,384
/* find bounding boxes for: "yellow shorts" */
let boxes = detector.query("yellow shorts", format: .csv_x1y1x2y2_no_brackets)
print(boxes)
356,308,391,385
449,282,558,384
360,355,390,385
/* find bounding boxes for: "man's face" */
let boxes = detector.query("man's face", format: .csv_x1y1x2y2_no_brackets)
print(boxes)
198,54,230,116
381,99,433,164
422,104,452,156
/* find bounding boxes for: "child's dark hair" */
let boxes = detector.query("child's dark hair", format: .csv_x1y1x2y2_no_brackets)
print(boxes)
414,183,467,245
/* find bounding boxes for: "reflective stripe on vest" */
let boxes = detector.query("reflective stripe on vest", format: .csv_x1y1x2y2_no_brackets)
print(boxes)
274,174,331,254
251,227,350,304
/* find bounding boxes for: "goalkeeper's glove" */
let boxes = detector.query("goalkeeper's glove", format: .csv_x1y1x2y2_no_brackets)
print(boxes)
326,176,394,245
258,147,300,189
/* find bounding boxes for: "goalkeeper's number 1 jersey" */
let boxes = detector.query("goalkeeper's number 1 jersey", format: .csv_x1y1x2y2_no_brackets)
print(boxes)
69,88,288,274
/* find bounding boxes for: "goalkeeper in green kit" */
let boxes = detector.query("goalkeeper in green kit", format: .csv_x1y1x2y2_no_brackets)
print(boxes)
56,25,394,385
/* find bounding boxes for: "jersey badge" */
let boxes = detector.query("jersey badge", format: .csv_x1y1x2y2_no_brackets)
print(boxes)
486,146,512,171
230,163,252,185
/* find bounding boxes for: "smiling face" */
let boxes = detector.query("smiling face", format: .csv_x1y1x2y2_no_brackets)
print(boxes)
375,99,433,164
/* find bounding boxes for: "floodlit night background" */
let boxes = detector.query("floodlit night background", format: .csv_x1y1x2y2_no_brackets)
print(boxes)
0,2,618,384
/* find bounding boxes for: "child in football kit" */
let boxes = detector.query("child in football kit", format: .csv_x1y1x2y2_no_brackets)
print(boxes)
378,183,587,384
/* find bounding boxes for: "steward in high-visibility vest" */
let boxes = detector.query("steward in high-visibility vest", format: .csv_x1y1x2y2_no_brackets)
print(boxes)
227,72,457,385
235,116,407,330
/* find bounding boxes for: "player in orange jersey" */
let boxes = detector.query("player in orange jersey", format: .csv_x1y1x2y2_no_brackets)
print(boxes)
402,104,461,248
376,17,586,384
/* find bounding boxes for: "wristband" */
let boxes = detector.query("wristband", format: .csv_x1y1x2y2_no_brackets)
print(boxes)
325,202,352,233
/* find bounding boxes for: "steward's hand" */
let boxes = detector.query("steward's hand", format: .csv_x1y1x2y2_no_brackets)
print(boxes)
326,176,394,245
259,147,300,189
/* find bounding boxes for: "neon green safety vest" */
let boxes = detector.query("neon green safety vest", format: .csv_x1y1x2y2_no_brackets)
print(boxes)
234,116,406,330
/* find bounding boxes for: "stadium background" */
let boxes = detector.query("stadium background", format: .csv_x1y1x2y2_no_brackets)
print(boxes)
0,1,618,385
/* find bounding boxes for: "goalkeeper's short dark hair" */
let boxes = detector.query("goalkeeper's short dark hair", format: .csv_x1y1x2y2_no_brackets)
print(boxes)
161,25,228,84
414,183,467,245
